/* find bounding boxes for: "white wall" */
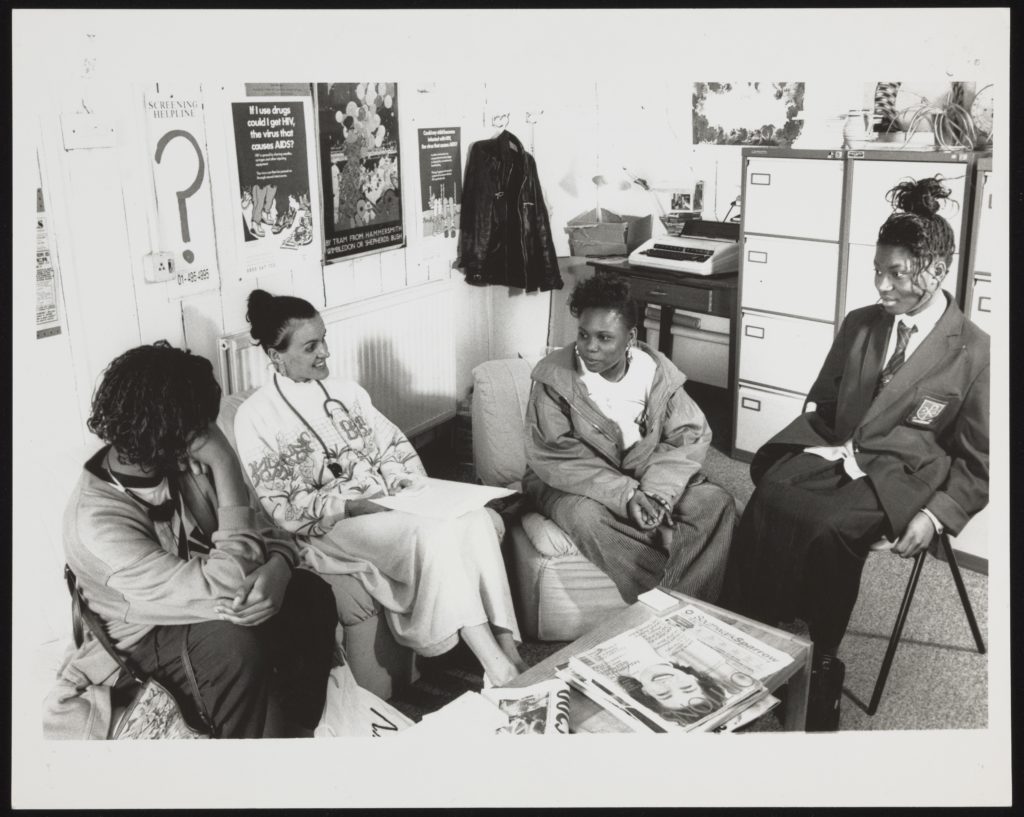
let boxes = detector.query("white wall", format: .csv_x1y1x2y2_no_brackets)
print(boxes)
12,9,1010,809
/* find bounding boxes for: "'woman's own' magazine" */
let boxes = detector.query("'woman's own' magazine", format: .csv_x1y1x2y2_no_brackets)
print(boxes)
565,606,793,733
481,679,571,735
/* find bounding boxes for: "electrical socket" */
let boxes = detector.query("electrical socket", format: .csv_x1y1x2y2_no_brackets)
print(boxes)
143,251,175,283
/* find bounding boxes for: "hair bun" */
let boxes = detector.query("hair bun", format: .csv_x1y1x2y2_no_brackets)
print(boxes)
886,176,950,217
246,289,277,343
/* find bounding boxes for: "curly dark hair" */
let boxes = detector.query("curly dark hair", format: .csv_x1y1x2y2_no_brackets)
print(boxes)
877,176,958,274
567,271,639,330
246,288,319,352
87,341,221,474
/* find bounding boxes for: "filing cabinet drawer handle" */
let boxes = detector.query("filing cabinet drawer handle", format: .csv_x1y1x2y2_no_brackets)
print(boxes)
744,325,765,339
747,250,768,263
741,397,762,412
977,296,991,313
750,173,771,186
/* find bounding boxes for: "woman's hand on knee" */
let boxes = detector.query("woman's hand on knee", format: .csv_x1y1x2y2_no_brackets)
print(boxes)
215,553,291,626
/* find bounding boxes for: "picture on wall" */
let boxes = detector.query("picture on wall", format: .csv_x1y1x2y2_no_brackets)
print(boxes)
231,97,318,262
417,127,461,239
692,82,805,147
315,82,404,264
145,91,220,299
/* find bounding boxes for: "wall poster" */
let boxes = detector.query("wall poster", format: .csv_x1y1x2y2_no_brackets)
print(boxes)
417,126,461,239
230,96,320,276
692,82,805,148
315,82,404,264
35,171,62,340
144,91,220,298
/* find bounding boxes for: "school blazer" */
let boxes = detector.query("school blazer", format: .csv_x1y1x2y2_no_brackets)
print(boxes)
752,294,989,538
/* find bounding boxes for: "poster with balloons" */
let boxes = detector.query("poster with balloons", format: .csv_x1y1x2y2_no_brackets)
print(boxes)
315,82,404,264
144,92,220,298
231,97,320,276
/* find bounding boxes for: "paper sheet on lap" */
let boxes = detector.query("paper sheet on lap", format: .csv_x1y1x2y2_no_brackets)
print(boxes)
373,477,514,520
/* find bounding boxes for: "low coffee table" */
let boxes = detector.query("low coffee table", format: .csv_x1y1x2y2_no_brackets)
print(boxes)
508,588,813,732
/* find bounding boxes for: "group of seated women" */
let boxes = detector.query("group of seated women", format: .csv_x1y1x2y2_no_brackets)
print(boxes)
50,176,987,737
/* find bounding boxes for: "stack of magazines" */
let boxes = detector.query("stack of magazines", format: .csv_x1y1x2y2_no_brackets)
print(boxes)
556,606,794,733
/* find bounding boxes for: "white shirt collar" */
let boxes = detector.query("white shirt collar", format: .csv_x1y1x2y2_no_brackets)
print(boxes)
897,289,947,337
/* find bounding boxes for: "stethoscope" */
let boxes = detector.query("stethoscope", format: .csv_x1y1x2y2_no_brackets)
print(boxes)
273,374,364,478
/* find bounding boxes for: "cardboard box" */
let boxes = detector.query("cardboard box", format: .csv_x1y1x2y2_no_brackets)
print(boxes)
565,209,652,257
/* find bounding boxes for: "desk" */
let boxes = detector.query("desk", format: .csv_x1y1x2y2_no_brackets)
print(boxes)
508,588,812,733
587,260,739,442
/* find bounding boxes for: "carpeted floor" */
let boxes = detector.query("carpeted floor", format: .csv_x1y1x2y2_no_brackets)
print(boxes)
404,384,988,732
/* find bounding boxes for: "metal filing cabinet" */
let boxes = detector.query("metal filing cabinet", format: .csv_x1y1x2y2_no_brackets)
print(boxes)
949,154,996,569
732,148,980,460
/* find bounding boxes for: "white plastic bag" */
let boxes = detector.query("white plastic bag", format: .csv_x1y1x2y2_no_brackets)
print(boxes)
314,661,413,738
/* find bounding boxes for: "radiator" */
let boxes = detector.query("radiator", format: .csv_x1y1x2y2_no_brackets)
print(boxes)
219,280,457,437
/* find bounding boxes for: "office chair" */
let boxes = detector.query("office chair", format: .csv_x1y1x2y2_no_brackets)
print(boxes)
865,532,987,716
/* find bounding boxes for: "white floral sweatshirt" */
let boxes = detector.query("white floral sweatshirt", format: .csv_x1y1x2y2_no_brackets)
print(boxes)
234,375,426,536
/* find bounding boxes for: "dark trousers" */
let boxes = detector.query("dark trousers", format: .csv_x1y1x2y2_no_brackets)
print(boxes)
541,476,737,605
719,452,888,654
127,568,336,739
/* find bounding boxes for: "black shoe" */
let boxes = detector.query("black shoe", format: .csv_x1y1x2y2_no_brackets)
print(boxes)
806,653,844,732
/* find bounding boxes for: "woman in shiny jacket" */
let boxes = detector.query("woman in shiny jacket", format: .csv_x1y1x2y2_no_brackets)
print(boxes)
456,129,563,293
522,272,736,604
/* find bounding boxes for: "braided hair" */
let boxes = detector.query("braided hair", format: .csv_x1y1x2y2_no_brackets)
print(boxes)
246,288,319,352
568,270,640,330
87,341,221,474
877,176,958,277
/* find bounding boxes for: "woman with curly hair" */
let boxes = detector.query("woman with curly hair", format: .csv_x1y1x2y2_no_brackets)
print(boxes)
49,342,337,739
233,290,527,686
719,176,989,730
523,271,737,605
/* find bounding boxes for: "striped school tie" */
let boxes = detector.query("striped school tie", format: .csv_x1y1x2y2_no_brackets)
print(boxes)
875,320,917,397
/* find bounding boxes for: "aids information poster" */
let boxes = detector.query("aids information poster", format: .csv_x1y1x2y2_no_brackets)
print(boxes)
144,92,220,299
315,82,404,264
418,127,461,239
35,182,62,339
231,97,319,276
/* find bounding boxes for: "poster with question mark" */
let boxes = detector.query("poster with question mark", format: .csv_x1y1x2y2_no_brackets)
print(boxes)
144,91,220,299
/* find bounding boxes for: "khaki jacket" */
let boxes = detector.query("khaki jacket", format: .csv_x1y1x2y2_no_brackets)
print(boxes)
43,449,301,739
523,342,712,518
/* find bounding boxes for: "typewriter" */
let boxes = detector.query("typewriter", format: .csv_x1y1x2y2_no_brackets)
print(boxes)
628,220,740,276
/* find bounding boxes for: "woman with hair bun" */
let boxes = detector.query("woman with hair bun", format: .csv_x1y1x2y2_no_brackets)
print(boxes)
234,289,527,686
523,270,737,606
719,176,990,730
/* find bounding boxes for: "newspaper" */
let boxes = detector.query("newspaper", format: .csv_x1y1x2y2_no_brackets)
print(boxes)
569,610,778,732
666,606,793,681
481,679,571,735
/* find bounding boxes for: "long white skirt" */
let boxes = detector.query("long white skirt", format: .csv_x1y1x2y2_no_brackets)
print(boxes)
300,508,520,657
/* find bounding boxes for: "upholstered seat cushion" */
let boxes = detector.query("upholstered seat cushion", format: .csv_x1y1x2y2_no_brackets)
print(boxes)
472,358,628,641
520,511,581,558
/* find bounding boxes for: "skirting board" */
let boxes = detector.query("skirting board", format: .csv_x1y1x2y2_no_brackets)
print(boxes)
936,545,989,576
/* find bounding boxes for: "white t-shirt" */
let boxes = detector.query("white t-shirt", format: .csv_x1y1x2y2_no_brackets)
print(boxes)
576,347,657,449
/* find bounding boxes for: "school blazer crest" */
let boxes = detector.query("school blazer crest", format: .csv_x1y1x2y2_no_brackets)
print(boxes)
752,294,989,538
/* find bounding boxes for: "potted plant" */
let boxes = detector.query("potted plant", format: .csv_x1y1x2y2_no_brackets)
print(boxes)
883,83,992,150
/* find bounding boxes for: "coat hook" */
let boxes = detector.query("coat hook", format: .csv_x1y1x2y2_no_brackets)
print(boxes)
525,109,544,125
491,111,510,128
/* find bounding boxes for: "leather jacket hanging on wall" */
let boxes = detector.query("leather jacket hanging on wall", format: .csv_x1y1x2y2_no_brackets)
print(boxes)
456,130,563,293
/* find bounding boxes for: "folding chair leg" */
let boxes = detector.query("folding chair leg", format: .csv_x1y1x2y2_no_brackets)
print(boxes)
938,534,987,655
867,550,927,716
